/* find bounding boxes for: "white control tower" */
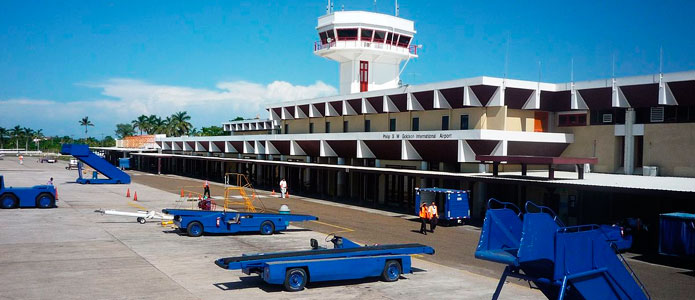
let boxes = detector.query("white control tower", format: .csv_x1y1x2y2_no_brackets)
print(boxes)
314,10,418,95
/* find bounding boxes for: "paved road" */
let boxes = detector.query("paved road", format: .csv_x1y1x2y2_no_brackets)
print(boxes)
130,171,695,300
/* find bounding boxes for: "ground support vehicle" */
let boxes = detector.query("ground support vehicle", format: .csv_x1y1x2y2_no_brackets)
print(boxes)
66,159,79,170
162,209,318,237
0,175,57,209
94,209,174,224
659,212,695,260
60,144,130,184
475,199,649,300
215,235,435,291
415,187,470,225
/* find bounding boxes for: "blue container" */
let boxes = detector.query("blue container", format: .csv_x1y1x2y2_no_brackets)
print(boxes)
415,187,470,226
119,158,130,169
659,212,695,258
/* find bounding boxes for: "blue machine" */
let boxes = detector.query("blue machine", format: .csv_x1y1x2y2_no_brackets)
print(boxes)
60,144,130,184
162,209,318,237
118,158,130,170
415,187,470,225
475,199,650,300
215,235,435,291
0,175,57,209
659,212,695,259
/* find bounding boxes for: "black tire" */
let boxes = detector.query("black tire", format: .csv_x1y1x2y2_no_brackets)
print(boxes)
1,194,18,209
137,217,146,224
381,260,401,282
35,193,55,208
186,221,204,237
283,268,307,292
260,220,275,235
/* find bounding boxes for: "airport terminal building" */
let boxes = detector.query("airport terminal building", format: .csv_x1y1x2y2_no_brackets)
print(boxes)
122,11,695,232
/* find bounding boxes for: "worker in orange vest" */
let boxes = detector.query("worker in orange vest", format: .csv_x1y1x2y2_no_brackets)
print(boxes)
203,179,211,198
428,201,439,233
419,202,429,235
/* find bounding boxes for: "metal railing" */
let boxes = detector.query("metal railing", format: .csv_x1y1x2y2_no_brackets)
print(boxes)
314,40,417,55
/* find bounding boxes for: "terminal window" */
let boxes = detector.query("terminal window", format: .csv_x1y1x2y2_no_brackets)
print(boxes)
309,122,314,133
442,116,449,130
284,124,289,134
325,121,331,133
343,121,348,132
460,115,469,130
389,118,396,131
412,117,419,131
365,120,371,132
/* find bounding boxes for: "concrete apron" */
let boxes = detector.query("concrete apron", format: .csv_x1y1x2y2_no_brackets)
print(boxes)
0,157,540,299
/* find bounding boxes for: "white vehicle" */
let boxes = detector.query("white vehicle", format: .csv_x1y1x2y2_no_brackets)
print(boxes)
66,158,79,170
94,209,174,224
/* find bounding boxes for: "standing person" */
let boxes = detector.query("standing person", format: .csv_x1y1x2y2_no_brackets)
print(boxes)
18,154,23,165
429,201,439,233
279,178,288,198
203,179,211,198
419,203,429,235
47,177,53,185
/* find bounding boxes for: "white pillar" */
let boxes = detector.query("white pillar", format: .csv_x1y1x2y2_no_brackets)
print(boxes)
624,108,635,175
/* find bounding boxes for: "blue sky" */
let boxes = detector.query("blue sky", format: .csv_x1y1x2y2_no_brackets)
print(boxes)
1,0,694,137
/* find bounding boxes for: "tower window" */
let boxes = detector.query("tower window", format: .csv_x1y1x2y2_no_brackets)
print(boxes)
360,29,373,41
397,35,411,47
374,31,386,43
391,33,400,45
337,28,358,41
319,31,328,44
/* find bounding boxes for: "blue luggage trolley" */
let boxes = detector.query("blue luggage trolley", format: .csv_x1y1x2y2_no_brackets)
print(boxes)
415,187,470,225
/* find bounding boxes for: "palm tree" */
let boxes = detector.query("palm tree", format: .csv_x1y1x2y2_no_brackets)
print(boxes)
0,127,7,149
131,115,149,135
10,125,22,150
79,116,94,137
115,123,136,139
148,115,163,134
22,127,34,152
33,129,44,150
170,111,192,137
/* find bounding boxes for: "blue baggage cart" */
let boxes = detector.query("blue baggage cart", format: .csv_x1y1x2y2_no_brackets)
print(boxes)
415,187,470,225
659,212,695,259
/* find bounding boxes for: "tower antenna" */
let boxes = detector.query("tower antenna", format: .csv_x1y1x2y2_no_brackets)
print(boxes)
571,58,574,83
374,0,377,12
504,33,510,79
659,46,663,74
395,0,399,17
326,0,331,14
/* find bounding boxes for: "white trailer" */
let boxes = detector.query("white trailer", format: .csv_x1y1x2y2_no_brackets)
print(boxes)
94,209,174,224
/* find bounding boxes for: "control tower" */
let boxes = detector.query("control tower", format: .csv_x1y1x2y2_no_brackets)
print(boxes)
314,10,418,95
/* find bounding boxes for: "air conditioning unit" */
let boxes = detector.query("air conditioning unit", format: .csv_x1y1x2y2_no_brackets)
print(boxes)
643,166,659,176
602,114,613,123
650,107,665,123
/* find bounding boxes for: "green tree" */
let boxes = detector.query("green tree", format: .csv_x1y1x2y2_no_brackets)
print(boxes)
149,115,165,134
200,126,224,136
32,129,44,150
102,135,116,147
79,116,94,137
10,125,22,149
0,127,7,148
187,127,199,136
170,111,192,137
115,123,136,139
131,114,149,135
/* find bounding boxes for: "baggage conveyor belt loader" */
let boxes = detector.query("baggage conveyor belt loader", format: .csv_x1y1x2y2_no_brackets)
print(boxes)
162,209,318,237
475,199,650,300
215,235,435,291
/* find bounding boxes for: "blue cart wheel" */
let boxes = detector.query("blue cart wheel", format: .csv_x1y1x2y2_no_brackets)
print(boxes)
36,193,55,208
260,220,275,235
187,221,203,237
1,194,18,209
381,260,401,282
284,268,307,292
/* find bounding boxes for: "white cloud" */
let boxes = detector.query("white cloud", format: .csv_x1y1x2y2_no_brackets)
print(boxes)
0,78,337,136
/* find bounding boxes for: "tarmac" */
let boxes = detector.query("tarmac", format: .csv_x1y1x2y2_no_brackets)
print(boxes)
0,156,542,300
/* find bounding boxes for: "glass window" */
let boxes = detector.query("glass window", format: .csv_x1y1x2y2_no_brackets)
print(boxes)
364,119,371,132
325,121,331,133
319,31,328,44
391,33,400,45
284,124,289,134
442,116,449,130
337,28,358,41
343,120,348,132
558,113,587,127
389,118,396,131
412,117,419,131
397,35,411,47
326,30,335,42
373,31,386,42
360,29,373,41
460,115,469,130
309,123,314,133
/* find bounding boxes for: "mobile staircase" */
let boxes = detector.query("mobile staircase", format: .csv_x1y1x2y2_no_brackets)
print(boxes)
475,199,650,300
60,144,130,184
223,173,265,212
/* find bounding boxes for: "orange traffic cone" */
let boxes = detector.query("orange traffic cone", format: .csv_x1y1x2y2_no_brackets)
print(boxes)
271,190,276,196
180,188,184,197
286,191,290,198
126,188,130,198
188,192,192,198
198,195,202,200
55,187,58,200
133,192,138,201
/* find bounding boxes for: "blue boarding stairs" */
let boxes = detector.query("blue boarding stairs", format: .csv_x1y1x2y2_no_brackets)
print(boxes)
475,199,650,300
60,144,130,184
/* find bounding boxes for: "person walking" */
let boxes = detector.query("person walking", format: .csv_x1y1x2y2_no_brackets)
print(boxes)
47,177,53,185
18,155,23,165
419,202,429,235
279,178,288,198
429,201,439,233
203,179,211,198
